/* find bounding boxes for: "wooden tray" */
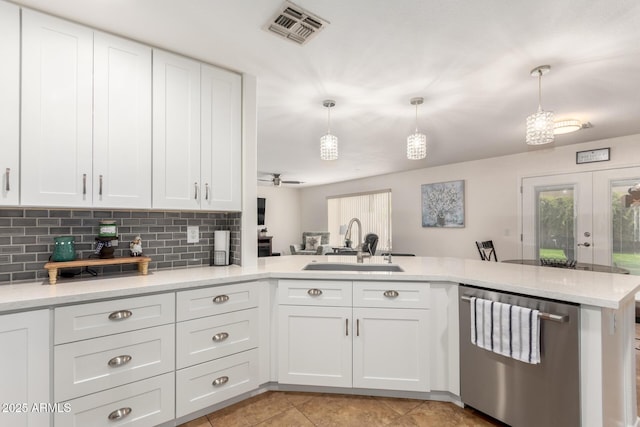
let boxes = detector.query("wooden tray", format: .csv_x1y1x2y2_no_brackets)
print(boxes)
43,256,151,285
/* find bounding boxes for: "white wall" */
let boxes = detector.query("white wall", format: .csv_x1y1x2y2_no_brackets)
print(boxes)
257,185,302,255
298,134,640,260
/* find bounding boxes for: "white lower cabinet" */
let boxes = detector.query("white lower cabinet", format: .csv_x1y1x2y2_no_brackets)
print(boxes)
53,294,176,427
176,348,259,417
175,282,261,416
277,280,431,392
54,372,174,427
0,309,50,427
352,308,429,391
278,305,352,387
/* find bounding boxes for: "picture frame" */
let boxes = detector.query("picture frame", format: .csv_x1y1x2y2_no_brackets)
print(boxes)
576,147,610,164
421,180,465,227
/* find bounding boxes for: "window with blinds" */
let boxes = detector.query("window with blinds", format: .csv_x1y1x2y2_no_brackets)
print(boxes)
327,189,392,251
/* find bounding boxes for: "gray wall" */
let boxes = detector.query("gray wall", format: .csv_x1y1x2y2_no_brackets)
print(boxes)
0,208,241,284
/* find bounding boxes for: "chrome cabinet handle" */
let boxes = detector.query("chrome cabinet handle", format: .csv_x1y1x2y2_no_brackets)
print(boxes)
307,288,323,296
108,310,132,320
108,355,132,367
99,174,103,196
205,183,209,200
213,295,230,304
5,168,9,191
82,173,87,195
194,182,199,199
345,318,349,336
356,319,360,336
212,332,229,342
212,376,229,387
108,407,132,421
383,290,399,298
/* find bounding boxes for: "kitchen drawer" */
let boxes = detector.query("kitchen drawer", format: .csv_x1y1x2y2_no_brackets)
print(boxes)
55,372,174,427
353,281,430,309
54,324,175,401
176,348,259,418
177,308,259,369
177,281,259,321
54,293,175,344
278,279,352,307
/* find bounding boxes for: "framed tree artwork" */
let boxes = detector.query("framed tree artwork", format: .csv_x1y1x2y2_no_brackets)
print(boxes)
421,180,465,227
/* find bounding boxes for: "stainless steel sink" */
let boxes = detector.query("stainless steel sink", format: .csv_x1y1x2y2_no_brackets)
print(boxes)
302,262,404,272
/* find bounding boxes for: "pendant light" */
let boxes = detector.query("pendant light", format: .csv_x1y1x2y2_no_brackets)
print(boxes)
526,65,554,145
320,100,338,161
407,97,427,159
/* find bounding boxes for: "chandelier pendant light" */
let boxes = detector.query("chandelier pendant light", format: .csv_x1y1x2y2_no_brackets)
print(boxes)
320,100,338,161
526,65,554,145
407,97,427,159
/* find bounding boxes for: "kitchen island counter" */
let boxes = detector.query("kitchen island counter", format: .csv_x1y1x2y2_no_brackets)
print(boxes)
0,255,638,313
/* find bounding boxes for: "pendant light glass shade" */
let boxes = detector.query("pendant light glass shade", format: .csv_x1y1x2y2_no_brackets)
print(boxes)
407,97,427,160
320,100,338,161
526,65,554,146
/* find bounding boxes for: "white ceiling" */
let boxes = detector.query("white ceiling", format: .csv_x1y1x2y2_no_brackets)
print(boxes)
12,0,640,187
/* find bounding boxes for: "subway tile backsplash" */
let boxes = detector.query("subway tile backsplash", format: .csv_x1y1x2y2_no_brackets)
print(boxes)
0,208,241,284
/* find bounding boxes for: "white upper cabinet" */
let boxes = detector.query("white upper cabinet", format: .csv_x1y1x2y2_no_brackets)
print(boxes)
0,1,19,206
21,10,93,207
153,50,201,210
201,64,242,211
153,49,242,211
93,32,152,208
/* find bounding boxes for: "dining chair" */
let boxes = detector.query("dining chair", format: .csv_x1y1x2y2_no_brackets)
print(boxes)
475,240,497,262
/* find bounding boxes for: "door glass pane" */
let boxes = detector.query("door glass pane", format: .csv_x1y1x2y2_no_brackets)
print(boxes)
611,179,640,275
536,186,575,261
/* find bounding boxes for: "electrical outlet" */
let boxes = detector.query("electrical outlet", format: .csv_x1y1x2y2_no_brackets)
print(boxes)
187,226,199,243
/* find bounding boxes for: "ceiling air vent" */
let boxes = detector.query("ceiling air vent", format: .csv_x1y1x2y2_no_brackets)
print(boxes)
264,1,329,45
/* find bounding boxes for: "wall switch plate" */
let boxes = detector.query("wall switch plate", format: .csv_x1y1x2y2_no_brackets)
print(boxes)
187,226,199,243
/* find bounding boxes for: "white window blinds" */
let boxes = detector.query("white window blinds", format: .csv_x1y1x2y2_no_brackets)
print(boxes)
327,190,392,251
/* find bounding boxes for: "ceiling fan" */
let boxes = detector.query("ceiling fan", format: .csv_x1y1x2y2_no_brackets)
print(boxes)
258,173,304,187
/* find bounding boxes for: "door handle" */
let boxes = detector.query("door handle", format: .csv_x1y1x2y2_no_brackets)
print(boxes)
5,168,9,191
578,242,591,247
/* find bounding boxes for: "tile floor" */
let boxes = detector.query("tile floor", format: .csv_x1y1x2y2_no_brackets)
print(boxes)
179,391,504,427
180,325,640,427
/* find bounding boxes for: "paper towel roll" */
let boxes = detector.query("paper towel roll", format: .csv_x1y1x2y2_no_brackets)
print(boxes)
213,230,230,265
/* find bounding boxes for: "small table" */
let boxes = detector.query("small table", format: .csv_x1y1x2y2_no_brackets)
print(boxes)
332,247,357,254
502,259,630,274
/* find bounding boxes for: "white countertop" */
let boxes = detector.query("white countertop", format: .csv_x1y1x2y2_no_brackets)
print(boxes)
1,255,638,312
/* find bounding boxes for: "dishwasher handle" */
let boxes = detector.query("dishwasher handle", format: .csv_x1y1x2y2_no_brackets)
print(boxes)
461,295,568,323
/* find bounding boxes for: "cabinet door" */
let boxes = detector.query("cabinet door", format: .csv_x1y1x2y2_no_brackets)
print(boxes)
352,308,429,392
21,10,93,207
201,64,242,211
0,1,19,206
93,32,151,208
152,49,201,210
278,305,352,387
0,310,50,427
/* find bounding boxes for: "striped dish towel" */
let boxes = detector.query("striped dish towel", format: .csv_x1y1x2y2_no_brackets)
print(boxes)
470,297,541,364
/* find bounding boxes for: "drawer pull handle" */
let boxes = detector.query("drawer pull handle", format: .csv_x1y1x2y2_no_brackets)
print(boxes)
213,295,230,304
212,332,229,342
307,288,323,296
383,290,399,298
108,355,132,367
212,376,229,387
108,407,132,420
108,310,132,320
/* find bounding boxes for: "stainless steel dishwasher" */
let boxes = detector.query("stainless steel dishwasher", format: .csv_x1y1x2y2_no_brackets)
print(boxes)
459,284,580,427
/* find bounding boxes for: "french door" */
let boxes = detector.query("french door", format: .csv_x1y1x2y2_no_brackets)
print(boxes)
522,167,640,275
